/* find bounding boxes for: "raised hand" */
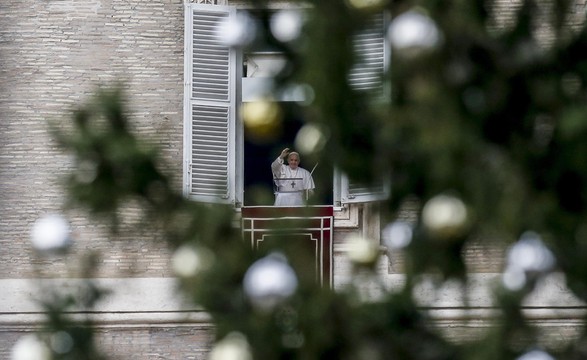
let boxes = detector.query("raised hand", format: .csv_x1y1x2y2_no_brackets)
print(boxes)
280,148,290,159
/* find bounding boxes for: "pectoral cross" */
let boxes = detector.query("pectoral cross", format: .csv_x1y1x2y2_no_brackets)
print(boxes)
290,181,295,189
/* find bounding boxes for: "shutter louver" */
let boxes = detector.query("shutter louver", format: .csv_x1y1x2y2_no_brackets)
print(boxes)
340,173,390,204
192,11,230,101
191,104,230,198
184,4,239,204
348,182,386,199
348,13,387,97
340,12,390,204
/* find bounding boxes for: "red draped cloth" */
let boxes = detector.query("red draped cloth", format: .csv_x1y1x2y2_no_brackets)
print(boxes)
241,206,334,287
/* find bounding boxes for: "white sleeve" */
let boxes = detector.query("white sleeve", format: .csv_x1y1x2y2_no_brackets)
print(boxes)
271,157,283,177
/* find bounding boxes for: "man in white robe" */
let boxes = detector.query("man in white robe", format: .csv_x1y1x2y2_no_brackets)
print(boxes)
271,148,315,206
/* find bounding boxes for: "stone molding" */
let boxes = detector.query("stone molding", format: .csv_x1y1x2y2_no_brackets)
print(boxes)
2,274,584,326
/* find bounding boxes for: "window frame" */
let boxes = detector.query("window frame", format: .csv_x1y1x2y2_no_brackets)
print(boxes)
183,3,389,208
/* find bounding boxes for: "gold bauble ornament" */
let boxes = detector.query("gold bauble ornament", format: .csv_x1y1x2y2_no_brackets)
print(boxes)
421,194,469,240
242,99,283,142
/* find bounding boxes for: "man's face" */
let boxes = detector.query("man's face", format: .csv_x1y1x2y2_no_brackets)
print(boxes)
288,155,300,169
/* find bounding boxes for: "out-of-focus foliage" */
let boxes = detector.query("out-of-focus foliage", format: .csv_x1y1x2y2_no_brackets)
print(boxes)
27,0,587,359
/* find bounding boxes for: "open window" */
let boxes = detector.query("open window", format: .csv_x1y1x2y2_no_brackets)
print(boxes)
241,101,332,206
183,3,389,207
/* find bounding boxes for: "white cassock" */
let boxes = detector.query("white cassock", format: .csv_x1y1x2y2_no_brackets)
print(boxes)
271,157,315,206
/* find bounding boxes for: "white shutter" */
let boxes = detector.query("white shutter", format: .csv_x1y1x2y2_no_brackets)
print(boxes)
348,12,389,98
335,168,391,205
343,176,391,203
337,13,390,205
183,4,241,204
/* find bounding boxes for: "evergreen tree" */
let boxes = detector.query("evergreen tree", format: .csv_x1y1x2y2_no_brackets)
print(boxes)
17,0,587,359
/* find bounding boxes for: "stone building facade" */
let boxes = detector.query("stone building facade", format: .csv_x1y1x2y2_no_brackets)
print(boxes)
0,1,202,358
1,0,586,359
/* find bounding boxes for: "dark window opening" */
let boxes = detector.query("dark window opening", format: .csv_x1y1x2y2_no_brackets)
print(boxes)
243,103,332,206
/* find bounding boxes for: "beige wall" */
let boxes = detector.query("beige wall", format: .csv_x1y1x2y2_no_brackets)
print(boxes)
0,0,185,279
1,0,587,358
